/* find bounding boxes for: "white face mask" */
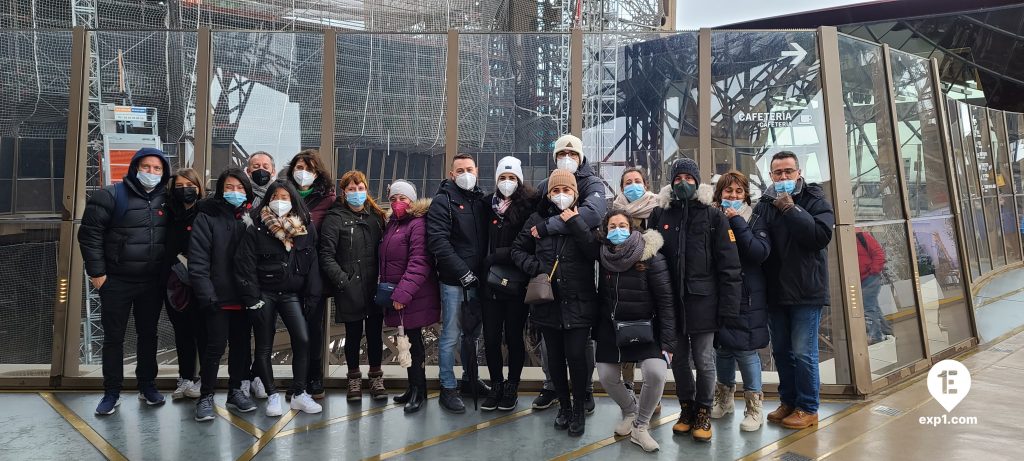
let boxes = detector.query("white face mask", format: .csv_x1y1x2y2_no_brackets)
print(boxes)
268,200,292,217
497,179,518,197
556,156,579,174
551,193,575,210
293,169,316,188
455,172,477,191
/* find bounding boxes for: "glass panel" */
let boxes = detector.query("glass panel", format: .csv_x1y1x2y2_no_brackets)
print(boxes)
969,105,998,198
1000,195,1022,263
972,198,993,273
912,217,973,354
1018,194,1024,262
211,32,323,175
1008,113,1023,194
711,31,828,197
856,223,926,378
984,196,1006,267
989,108,1015,196
947,100,981,279
889,50,951,218
839,37,902,222
0,221,61,375
336,34,447,202
958,102,982,200
16,139,52,179
583,32,699,193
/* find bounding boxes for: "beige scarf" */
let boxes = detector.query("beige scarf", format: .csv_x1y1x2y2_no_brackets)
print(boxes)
611,191,659,220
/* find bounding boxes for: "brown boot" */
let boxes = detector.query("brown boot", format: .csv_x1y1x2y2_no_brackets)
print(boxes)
691,405,713,442
672,400,695,435
781,409,818,429
767,403,795,424
368,370,388,401
346,371,363,401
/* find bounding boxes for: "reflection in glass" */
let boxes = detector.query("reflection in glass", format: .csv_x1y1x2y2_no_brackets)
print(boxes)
912,217,973,354
971,198,993,273
1009,113,1024,195
947,101,982,279
989,108,1015,196
969,105,998,198
1000,194,1022,262
984,196,1006,267
856,224,926,378
839,37,901,222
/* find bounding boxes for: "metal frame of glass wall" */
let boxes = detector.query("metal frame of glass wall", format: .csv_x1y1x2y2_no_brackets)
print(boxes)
2,25,1022,397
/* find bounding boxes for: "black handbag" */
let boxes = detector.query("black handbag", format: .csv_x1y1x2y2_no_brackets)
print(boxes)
614,319,656,348
487,263,529,297
375,282,396,308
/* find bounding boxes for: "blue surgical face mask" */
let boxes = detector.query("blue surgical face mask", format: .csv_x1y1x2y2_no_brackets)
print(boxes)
346,191,367,207
623,183,645,203
721,199,744,211
607,228,631,245
223,191,246,207
776,179,796,195
137,171,162,190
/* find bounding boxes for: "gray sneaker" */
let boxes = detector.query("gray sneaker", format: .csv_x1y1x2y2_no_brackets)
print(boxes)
227,388,257,413
195,395,215,422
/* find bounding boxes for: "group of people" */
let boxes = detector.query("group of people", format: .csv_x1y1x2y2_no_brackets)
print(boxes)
80,134,834,454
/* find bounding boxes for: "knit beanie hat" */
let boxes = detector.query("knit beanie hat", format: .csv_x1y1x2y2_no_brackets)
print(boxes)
388,180,417,201
548,169,578,195
552,134,584,160
671,158,701,184
495,156,524,183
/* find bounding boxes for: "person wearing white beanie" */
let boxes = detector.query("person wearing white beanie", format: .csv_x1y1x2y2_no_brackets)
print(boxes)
495,156,524,185
388,180,418,202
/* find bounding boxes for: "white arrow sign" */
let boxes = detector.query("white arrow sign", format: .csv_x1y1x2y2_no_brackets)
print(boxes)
781,42,807,67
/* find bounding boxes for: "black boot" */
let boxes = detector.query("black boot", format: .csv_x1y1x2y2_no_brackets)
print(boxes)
554,401,573,430
480,379,503,411
497,380,519,411
439,388,466,414
568,404,586,437
404,386,425,414
395,388,413,404
460,378,492,397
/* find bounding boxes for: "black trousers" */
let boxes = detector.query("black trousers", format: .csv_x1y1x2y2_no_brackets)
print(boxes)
249,292,310,394
99,277,163,393
166,297,207,381
200,308,251,396
406,327,426,388
344,313,384,370
541,327,592,407
483,298,529,383
305,298,326,383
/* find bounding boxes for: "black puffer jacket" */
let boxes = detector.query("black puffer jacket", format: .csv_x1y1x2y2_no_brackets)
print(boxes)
756,180,835,307
319,201,385,322
78,149,171,281
427,179,489,285
534,160,608,235
595,230,677,363
189,197,252,309
649,183,742,334
716,205,771,351
234,212,322,310
166,203,198,263
483,190,539,300
511,200,600,330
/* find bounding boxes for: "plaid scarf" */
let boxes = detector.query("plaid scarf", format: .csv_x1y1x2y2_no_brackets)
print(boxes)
492,194,512,216
260,206,307,252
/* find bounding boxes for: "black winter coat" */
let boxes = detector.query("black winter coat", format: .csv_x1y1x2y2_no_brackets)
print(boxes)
427,180,489,286
534,160,608,235
756,181,835,307
78,151,171,282
649,184,742,335
511,201,600,330
234,214,322,310
189,198,251,309
319,202,385,322
483,191,539,301
166,203,198,263
595,230,677,363
716,206,771,351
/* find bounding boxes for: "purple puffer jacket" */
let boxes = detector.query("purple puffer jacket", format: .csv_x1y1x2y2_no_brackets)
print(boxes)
379,199,441,329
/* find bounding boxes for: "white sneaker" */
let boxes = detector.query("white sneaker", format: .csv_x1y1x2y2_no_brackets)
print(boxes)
172,378,191,400
185,379,202,399
265,393,283,417
630,423,659,452
251,377,269,399
290,392,323,414
240,380,252,399
614,413,637,436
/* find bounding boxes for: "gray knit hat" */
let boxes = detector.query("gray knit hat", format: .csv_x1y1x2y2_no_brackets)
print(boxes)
388,180,417,201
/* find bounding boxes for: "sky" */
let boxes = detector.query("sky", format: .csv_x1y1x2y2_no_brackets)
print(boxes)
676,0,888,29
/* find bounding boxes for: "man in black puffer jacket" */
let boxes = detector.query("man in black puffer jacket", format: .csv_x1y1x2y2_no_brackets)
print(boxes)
649,158,742,443
78,147,171,415
755,151,834,431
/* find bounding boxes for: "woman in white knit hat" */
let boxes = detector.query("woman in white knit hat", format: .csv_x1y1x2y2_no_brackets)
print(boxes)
479,156,539,412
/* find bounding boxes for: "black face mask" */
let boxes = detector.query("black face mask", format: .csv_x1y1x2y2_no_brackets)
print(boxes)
250,169,271,187
173,186,199,205
672,181,697,201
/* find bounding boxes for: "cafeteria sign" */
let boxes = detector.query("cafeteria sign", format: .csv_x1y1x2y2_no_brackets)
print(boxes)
737,111,812,128
114,106,148,123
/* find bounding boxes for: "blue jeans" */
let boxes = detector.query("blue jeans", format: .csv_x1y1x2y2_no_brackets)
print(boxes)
715,347,762,392
768,305,821,413
861,274,892,342
439,283,481,390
